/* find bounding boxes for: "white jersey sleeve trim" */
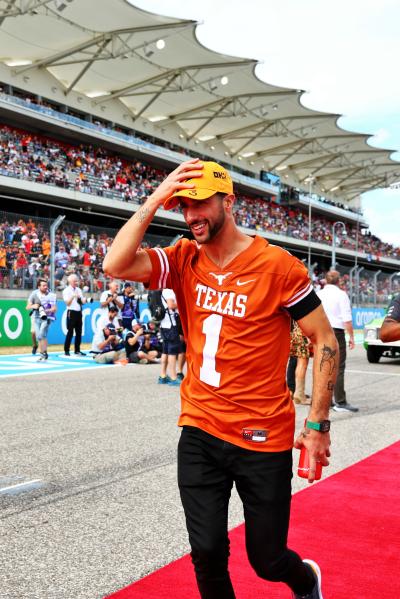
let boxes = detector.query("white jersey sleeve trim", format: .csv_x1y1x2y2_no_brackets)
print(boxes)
154,247,170,289
284,283,313,308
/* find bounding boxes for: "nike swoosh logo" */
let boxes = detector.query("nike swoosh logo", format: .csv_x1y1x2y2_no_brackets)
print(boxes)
237,279,256,286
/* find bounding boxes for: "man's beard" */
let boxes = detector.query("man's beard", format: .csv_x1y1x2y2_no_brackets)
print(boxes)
193,203,226,243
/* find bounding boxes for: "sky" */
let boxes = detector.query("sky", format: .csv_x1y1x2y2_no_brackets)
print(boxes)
130,0,400,246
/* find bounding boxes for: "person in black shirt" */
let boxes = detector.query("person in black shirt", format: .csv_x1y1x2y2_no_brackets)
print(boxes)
380,293,400,342
124,323,145,363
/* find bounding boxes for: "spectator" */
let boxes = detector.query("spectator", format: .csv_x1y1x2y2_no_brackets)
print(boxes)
317,270,358,413
54,244,69,269
158,289,182,386
62,273,89,356
289,321,312,405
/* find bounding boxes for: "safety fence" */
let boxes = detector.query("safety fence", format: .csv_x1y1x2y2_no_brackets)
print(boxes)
0,208,171,292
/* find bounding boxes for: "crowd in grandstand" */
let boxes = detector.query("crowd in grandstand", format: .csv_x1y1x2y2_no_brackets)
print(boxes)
1,213,399,306
1,124,400,261
0,216,136,292
1,122,400,303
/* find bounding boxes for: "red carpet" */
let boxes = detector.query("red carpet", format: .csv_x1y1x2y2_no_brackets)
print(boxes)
107,441,400,598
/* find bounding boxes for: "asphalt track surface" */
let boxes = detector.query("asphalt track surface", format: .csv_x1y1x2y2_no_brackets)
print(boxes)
1,345,399,599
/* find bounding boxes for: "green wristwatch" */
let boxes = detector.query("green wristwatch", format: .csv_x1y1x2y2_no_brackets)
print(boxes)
306,419,331,433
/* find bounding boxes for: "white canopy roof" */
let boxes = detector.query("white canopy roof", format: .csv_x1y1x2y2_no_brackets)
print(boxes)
1,0,399,201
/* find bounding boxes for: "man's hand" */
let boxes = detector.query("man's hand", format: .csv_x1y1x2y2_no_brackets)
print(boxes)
348,337,355,350
150,158,204,207
294,428,331,484
32,303,40,309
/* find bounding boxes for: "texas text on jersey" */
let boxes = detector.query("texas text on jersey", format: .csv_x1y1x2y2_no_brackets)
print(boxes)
144,236,320,451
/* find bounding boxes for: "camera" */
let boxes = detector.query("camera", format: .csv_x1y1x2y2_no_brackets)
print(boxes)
103,326,121,344
77,296,93,305
38,306,47,320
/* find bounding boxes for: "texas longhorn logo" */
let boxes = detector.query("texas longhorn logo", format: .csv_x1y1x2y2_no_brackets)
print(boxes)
209,272,233,286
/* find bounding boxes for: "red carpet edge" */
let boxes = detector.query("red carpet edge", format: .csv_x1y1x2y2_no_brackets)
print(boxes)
106,440,400,599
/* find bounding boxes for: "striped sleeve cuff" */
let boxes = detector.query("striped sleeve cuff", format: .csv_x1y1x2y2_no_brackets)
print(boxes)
283,283,313,308
145,247,171,290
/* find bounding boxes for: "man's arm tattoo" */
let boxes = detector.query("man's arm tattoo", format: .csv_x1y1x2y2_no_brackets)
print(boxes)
327,380,334,391
319,344,337,374
134,206,150,224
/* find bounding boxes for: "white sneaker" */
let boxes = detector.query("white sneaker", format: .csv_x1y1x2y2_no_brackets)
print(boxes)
293,559,323,598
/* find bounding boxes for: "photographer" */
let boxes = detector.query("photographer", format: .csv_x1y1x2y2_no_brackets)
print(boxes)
26,278,57,361
137,323,161,364
92,322,125,364
123,322,145,364
62,273,91,356
91,306,125,364
100,280,123,318
120,282,141,329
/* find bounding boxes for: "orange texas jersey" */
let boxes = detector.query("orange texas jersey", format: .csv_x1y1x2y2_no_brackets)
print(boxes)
145,235,314,452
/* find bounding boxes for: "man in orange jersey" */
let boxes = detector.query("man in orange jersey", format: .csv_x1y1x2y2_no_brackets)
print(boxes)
104,159,338,599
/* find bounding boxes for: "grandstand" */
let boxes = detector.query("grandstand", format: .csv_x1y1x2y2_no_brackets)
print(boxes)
1,0,400,308
2,5,400,599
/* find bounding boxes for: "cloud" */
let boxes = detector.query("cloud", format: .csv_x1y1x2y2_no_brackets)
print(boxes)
133,0,400,123
131,0,400,245
362,188,400,245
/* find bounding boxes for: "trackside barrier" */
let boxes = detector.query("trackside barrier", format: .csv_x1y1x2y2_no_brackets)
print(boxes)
0,301,383,348
0,300,151,347
352,307,385,328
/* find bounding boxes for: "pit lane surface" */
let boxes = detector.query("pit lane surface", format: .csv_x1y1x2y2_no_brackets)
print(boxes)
0,345,399,599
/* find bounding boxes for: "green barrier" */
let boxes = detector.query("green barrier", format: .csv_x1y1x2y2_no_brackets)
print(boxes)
0,300,32,347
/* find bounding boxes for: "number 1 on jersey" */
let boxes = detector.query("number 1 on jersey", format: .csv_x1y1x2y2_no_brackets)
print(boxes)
199,314,222,387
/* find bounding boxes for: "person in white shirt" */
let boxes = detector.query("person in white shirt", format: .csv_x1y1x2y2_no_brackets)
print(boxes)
317,270,358,413
91,306,125,363
158,289,182,386
99,280,123,318
62,273,89,356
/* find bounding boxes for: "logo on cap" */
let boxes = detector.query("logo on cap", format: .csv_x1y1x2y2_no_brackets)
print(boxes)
213,171,227,180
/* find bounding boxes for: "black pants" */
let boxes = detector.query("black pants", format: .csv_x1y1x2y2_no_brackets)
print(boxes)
64,310,82,353
178,426,314,598
333,328,346,405
286,356,297,392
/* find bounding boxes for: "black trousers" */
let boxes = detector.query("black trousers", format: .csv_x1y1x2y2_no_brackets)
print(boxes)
178,426,314,599
64,310,82,353
286,356,297,392
333,328,347,405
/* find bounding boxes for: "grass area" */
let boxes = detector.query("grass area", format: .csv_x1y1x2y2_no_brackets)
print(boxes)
0,343,92,355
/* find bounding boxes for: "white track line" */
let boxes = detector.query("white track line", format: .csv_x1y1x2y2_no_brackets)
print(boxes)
0,364,112,378
0,479,42,494
347,368,400,377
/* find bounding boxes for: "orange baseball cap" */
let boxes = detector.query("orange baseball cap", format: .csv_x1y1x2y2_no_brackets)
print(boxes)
163,161,233,210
